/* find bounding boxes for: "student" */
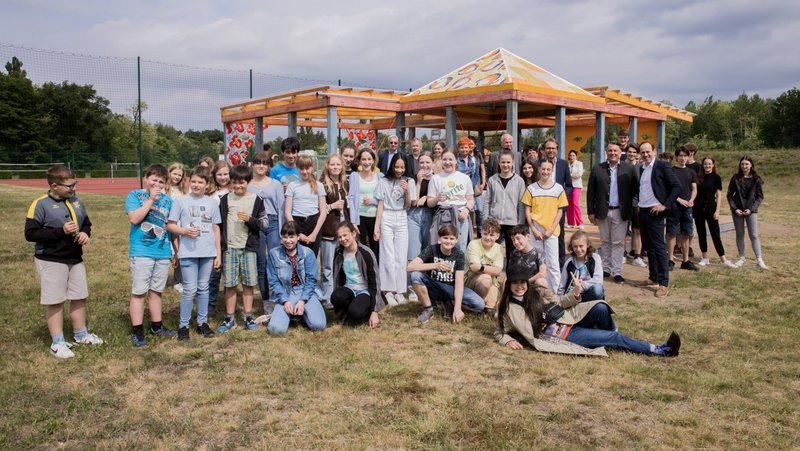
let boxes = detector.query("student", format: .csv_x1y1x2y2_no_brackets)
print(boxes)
271,137,301,189
427,147,475,251
339,141,357,175
727,156,767,269
319,154,350,307
166,166,222,341
431,141,445,174
667,147,699,271
125,164,176,347
25,165,104,358
247,151,285,305
464,218,504,315
407,152,435,261
374,154,415,305
520,157,539,187
266,222,327,335
407,225,485,324
521,160,568,291
347,147,382,260
285,155,327,256
166,162,187,293
217,165,268,333
695,157,737,268
624,144,646,268
331,222,384,327
456,137,483,236
483,149,526,261
559,231,604,301
198,155,215,170
207,160,231,312
494,268,681,357
506,224,549,289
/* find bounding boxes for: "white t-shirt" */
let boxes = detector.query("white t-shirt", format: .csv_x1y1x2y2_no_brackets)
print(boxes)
286,181,324,217
428,170,473,207
168,194,221,259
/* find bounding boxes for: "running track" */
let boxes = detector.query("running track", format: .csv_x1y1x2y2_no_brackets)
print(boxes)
0,177,139,196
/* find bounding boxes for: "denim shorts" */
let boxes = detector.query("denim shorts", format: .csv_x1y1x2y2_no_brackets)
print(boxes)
667,206,694,236
129,256,171,295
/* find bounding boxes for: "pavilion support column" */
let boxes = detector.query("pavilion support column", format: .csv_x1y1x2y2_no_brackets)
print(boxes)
408,127,416,140
445,106,457,148
326,106,338,155
657,120,666,155
506,100,519,151
254,117,263,161
595,112,606,163
630,117,638,144
395,113,405,146
554,106,566,159
477,131,485,156
288,112,297,138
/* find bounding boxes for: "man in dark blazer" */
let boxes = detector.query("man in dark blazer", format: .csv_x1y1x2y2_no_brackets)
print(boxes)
542,138,573,265
378,135,403,175
586,142,639,284
636,141,681,298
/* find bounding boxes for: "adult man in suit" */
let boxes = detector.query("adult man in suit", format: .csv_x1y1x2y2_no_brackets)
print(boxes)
636,142,681,298
378,135,402,175
542,138,573,265
587,142,639,284
486,133,518,180
404,137,423,180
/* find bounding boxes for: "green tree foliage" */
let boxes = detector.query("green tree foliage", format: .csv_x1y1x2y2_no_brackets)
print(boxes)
761,88,800,148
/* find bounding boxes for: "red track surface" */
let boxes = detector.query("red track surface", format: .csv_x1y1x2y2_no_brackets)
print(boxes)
0,177,140,196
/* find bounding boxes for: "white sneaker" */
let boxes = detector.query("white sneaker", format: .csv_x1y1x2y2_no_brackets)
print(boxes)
408,291,418,303
385,292,398,307
173,283,183,293
735,257,747,267
756,258,769,270
75,333,104,345
50,341,75,359
698,258,710,266
395,293,407,304
632,257,647,268
721,260,737,268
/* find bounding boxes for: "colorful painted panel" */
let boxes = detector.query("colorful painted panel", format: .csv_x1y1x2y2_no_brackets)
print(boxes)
224,122,268,165
345,129,377,151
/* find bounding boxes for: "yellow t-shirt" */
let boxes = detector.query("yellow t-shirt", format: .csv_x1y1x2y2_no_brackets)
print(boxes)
521,182,568,236
464,238,504,281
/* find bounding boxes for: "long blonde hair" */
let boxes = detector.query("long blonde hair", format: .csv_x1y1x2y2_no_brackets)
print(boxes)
320,154,348,194
296,155,318,194
166,162,186,195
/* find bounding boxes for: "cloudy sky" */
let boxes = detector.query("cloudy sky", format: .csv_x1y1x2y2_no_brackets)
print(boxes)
1,0,798,131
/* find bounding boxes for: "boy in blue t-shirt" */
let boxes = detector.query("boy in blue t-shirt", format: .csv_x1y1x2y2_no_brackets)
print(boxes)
25,164,104,359
125,164,176,347
270,137,300,190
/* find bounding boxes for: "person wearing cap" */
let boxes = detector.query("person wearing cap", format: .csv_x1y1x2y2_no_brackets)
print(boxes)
493,267,681,357
618,129,630,161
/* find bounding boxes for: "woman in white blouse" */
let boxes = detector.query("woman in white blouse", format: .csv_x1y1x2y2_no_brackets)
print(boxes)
567,150,584,230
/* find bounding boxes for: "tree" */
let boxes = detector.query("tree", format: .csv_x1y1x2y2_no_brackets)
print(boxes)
0,57,49,163
761,88,800,148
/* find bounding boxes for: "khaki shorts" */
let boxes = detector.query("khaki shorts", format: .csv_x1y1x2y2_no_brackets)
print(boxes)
34,258,89,305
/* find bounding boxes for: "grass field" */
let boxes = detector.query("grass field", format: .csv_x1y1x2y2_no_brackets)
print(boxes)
1,150,798,449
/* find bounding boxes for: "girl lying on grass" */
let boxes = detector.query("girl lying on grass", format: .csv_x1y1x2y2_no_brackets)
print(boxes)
494,267,681,357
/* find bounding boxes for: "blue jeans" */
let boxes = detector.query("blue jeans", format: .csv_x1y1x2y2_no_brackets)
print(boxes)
574,303,616,331
473,194,483,236
257,214,281,309
410,271,485,312
267,286,327,335
319,238,337,301
581,284,605,302
407,207,433,261
179,257,214,328
566,327,652,354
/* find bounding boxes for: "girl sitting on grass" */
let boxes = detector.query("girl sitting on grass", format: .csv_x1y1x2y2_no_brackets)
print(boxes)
331,222,383,328
558,231,605,301
494,268,681,357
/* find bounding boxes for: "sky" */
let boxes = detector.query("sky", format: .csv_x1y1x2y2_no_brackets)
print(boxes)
1,0,798,132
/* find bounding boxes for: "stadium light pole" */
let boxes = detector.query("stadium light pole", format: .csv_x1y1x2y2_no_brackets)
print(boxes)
137,56,143,189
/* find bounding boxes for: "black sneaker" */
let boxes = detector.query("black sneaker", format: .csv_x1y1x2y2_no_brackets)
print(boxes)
668,261,675,271
177,327,190,341
149,325,177,337
196,323,216,338
680,261,699,271
613,275,625,284
666,331,681,356
603,271,612,279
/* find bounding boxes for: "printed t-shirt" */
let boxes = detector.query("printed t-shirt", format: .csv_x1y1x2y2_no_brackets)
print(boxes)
376,177,417,210
428,171,473,207
168,194,221,259
417,244,465,286
125,189,173,259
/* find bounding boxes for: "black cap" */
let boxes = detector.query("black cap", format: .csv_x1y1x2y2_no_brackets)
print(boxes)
506,266,529,282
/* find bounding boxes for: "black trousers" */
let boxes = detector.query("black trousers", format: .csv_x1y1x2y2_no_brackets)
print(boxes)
639,209,669,287
292,213,321,255
694,207,725,257
358,215,379,262
330,286,372,326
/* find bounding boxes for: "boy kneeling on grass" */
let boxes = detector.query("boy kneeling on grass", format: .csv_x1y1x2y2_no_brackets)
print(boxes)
217,164,268,333
125,164,177,347
464,218,504,317
25,164,104,359
408,224,485,324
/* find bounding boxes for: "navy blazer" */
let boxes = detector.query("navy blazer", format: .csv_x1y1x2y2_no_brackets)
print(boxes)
552,158,573,200
640,160,681,211
378,150,404,175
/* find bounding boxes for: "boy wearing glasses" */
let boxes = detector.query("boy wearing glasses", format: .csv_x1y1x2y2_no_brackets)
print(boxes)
125,164,177,346
25,164,104,358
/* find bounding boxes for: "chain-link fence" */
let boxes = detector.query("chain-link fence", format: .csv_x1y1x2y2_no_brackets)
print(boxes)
0,42,388,177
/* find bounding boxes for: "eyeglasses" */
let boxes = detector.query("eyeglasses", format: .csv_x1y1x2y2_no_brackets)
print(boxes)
55,182,78,189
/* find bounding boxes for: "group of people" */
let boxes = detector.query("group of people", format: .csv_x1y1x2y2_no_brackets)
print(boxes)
26,131,765,359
